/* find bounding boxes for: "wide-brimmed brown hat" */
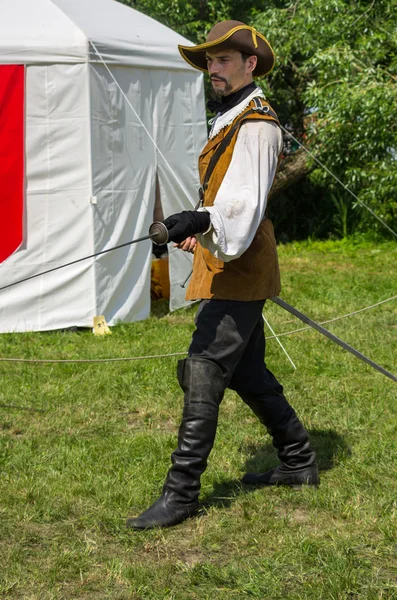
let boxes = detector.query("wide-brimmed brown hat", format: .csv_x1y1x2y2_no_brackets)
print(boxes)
178,20,275,78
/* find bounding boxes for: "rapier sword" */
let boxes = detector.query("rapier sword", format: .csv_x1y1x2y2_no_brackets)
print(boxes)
0,221,169,293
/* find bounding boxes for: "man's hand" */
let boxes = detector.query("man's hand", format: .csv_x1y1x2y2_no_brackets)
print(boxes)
174,236,197,254
162,211,210,244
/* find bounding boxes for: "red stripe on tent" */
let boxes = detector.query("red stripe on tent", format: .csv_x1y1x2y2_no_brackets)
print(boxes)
0,65,24,263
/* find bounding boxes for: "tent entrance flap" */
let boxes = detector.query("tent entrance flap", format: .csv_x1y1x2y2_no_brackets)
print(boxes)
151,171,170,301
152,172,167,254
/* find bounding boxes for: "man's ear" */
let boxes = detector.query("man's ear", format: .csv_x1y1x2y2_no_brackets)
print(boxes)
247,55,258,73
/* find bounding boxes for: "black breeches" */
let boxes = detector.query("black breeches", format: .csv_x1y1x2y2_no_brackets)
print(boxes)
188,298,283,395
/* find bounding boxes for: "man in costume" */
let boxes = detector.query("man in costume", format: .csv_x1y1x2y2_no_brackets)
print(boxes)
127,21,318,531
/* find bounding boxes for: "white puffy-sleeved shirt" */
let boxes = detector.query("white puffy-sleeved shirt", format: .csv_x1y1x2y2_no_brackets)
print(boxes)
197,94,283,263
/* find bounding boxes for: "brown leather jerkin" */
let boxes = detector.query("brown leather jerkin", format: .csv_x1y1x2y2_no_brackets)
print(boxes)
186,97,282,301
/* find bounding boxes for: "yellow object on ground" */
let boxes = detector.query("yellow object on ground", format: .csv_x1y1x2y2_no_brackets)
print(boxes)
93,315,112,335
151,257,170,300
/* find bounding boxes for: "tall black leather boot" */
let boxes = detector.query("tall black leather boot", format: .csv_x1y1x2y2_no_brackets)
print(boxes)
238,383,319,488
126,357,225,530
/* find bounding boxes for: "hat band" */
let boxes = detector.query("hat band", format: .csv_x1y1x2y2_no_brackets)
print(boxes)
186,25,271,53
251,28,258,49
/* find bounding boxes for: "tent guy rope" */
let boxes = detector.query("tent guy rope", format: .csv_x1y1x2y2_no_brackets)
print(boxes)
90,40,396,240
263,315,297,370
270,296,397,383
0,293,395,379
0,39,394,385
279,125,397,240
89,40,195,207
1,43,393,295
269,293,397,339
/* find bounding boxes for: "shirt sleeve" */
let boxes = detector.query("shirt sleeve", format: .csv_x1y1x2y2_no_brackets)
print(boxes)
196,120,282,262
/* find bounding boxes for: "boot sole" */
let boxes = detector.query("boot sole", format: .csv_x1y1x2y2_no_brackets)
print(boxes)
242,476,320,489
126,506,199,530
243,482,319,490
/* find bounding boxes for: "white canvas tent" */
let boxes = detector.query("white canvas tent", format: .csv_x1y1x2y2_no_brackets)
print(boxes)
0,0,207,332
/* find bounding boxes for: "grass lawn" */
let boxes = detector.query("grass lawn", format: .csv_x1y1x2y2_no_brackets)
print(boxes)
0,238,396,600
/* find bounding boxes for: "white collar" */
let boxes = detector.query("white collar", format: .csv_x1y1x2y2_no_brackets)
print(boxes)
208,88,266,139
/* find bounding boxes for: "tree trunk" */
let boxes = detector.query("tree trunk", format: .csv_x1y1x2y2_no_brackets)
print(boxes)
270,149,313,197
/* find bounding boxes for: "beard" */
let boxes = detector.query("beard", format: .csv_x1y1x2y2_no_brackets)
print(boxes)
211,77,233,98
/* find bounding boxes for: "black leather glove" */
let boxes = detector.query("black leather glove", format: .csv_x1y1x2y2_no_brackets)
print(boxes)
162,210,211,244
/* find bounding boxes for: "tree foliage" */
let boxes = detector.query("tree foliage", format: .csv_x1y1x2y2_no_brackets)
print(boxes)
123,0,264,42
255,0,397,238
121,0,397,240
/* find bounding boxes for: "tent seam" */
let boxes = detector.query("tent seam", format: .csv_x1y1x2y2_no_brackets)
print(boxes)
86,62,97,320
48,0,90,63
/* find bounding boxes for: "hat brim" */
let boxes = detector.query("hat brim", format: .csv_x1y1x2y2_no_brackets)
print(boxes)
178,25,275,78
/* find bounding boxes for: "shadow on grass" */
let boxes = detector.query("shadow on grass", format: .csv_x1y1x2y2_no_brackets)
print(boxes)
150,298,170,318
201,428,350,509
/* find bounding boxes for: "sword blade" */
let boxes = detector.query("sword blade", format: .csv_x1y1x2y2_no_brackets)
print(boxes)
0,234,154,293
271,296,397,383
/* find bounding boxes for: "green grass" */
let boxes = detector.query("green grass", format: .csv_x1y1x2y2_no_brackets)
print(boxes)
0,238,396,600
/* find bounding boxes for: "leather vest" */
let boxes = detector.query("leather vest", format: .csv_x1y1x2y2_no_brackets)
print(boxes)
185,97,282,301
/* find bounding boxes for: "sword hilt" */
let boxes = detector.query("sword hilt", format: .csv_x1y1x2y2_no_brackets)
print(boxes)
149,221,169,246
